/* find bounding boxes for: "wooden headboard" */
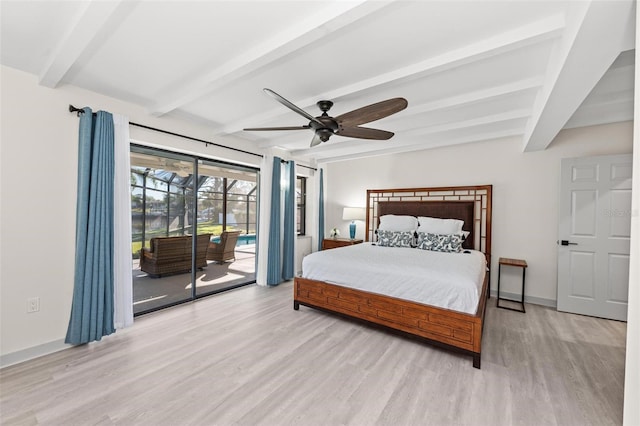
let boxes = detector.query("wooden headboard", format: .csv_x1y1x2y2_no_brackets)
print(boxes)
366,185,492,261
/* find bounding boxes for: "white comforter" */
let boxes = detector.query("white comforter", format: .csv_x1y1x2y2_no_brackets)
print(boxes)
301,243,486,314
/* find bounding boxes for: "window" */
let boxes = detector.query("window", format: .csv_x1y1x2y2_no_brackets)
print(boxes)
296,176,306,235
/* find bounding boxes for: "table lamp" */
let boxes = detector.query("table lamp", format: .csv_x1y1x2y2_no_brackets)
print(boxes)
342,207,365,239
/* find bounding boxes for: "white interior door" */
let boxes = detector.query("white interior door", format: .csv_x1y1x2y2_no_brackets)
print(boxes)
557,154,633,321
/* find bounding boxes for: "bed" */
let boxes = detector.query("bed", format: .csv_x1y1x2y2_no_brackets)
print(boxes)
293,185,492,368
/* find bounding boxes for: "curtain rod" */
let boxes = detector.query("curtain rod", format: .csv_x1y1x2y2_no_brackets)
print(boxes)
69,104,262,159
69,105,317,171
278,159,317,171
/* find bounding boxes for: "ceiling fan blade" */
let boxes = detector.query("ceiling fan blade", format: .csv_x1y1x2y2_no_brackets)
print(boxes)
336,126,394,140
244,126,311,131
310,133,323,147
335,98,408,127
263,88,325,127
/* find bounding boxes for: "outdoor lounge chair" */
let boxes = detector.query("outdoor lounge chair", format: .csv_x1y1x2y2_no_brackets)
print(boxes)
207,230,242,263
139,234,212,277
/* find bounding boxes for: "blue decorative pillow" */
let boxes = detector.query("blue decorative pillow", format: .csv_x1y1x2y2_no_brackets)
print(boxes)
377,230,414,248
416,232,463,253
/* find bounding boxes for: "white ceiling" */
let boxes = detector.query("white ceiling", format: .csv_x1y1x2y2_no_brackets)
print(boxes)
1,0,635,163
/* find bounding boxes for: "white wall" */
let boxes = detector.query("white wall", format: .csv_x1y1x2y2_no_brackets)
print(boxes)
624,93,640,425
622,8,640,424
324,122,633,304
0,66,263,363
295,236,312,276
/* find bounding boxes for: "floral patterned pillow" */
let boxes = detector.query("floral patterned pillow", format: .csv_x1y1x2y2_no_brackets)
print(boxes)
377,230,414,248
416,232,463,253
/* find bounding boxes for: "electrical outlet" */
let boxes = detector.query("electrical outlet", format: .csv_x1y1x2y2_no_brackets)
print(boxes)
27,297,40,313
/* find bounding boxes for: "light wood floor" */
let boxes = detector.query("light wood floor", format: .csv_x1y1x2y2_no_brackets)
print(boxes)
1,281,626,426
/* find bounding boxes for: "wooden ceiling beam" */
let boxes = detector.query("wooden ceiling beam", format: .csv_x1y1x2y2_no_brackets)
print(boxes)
149,1,395,117
38,1,137,88
223,14,564,136
522,0,635,152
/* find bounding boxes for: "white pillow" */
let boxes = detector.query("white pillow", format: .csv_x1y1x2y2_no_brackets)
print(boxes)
378,214,418,232
417,216,464,234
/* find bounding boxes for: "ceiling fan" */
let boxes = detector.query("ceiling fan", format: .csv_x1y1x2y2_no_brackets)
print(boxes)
244,89,408,147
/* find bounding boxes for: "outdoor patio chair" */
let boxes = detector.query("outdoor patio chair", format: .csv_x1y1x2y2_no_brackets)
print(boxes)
207,230,242,263
140,234,212,277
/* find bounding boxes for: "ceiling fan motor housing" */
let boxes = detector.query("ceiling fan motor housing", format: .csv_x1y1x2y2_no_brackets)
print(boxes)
309,113,339,142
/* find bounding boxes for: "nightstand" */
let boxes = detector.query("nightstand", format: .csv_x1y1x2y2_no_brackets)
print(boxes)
322,238,363,250
496,257,527,313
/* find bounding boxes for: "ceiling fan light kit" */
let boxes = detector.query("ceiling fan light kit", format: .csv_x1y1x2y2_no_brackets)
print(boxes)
244,88,408,147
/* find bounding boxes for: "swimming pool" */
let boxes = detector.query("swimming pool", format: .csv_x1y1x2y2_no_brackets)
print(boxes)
210,233,256,246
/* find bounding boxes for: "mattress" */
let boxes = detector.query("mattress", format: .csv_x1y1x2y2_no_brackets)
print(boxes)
301,243,486,314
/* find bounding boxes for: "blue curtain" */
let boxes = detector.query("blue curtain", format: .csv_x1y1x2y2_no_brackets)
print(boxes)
318,168,325,251
282,160,295,280
266,157,282,285
65,108,116,345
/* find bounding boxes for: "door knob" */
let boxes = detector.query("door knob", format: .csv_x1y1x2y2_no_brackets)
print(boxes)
559,240,578,246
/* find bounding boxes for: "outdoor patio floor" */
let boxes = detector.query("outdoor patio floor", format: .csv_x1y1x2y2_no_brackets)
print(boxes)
132,244,256,314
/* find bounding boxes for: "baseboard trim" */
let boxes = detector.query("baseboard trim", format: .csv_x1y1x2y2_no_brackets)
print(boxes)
0,339,71,369
490,289,557,309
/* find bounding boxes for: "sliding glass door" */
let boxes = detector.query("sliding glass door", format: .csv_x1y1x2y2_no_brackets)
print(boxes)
194,161,257,296
130,146,257,315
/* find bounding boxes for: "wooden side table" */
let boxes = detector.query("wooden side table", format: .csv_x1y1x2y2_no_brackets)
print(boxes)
497,257,527,313
322,238,363,250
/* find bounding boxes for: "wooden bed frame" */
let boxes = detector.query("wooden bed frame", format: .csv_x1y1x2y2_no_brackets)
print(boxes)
294,185,492,368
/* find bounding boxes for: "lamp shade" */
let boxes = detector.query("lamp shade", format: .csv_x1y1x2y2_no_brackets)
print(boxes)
342,207,365,221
